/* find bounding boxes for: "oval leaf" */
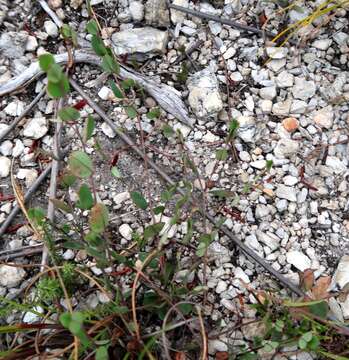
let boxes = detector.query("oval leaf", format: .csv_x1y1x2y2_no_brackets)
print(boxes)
59,107,80,122
68,151,93,178
130,191,148,210
89,203,109,233
77,184,94,210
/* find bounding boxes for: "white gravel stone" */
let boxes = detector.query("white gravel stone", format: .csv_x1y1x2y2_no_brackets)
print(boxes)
44,20,59,37
325,156,347,174
290,100,307,114
250,160,266,169
256,231,279,251
274,138,299,158
129,1,144,21
333,256,349,290
23,306,43,323
63,249,75,260
119,223,133,241
276,184,297,202
216,280,227,294
25,35,38,51
312,38,332,50
260,99,272,113
113,191,130,204
266,47,288,59
236,116,256,143
0,156,11,178
259,86,276,100
112,27,168,55
272,99,291,116
286,250,311,271
187,67,223,118
101,122,115,138
4,101,24,116
23,117,48,139
98,86,113,100
209,339,228,353
0,265,26,288
313,106,333,129
292,78,316,100
170,0,188,23
234,267,250,283
283,175,298,186
12,139,24,157
0,140,12,156
223,46,236,59
276,70,294,88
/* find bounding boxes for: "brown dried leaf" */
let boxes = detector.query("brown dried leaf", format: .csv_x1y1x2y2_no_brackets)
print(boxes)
216,352,229,360
311,276,331,300
300,269,315,292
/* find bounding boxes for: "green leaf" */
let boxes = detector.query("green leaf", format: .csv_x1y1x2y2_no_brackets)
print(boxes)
196,241,207,257
61,171,77,187
302,331,313,342
96,346,109,360
101,54,119,74
77,184,94,210
146,107,161,120
47,64,63,83
318,351,349,360
39,53,55,72
121,78,135,90
298,338,307,350
59,313,71,328
182,218,193,244
83,115,95,142
196,233,212,257
68,151,93,178
125,106,137,119
227,118,239,142
89,203,109,233
28,207,46,227
177,303,193,315
108,80,124,99
153,206,165,215
111,166,122,178
162,124,174,138
86,20,99,35
308,336,320,350
49,198,72,213
61,24,72,38
58,106,80,122
308,300,328,319
91,35,107,56
210,189,235,199
238,353,258,360
130,191,148,210
215,148,228,161
47,78,70,98
143,223,164,241
266,159,273,171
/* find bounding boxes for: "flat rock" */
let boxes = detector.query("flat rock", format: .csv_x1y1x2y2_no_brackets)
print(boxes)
286,250,311,271
0,265,26,288
266,47,288,59
129,1,144,22
292,78,316,100
274,138,299,158
312,38,332,50
170,0,188,23
145,0,170,27
187,67,223,118
0,31,28,59
334,256,349,289
276,70,294,88
112,27,168,56
0,156,11,178
4,101,24,116
313,106,333,129
236,116,256,143
276,184,297,202
23,117,48,139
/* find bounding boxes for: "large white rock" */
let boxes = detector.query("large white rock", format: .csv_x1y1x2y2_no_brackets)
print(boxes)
112,27,168,56
4,101,24,116
292,78,316,100
236,116,256,143
119,223,133,241
276,184,297,202
334,256,349,289
23,117,48,139
0,265,26,288
286,250,311,271
274,138,299,158
0,156,11,178
129,1,144,21
187,67,223,118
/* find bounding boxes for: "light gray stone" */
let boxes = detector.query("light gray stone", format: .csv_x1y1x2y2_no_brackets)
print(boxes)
0,156,11,178
236,116,256,143
259,86,277,100
312,38,332,50
44,20,59,37
276,184,297,202
292,78,316,100
0,265,26,288
276,70,294,88
274,138,299,158
129,1,144,21
286,250,311,271
145,0,170,27
112,27,168,56
119,223,133,241
23,117,48,139
334,256,349,289
266,47,288,59
187,67,223,118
